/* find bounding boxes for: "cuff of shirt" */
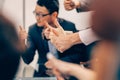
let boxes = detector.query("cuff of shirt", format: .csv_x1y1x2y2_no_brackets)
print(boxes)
76,0,90,12
79,28,100,45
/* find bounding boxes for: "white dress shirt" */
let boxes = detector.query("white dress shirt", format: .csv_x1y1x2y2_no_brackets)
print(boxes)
79,28,100,45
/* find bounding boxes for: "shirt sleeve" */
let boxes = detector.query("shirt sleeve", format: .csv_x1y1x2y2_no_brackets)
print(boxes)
76,0,93,12
79,28,100,45
22,27,36,64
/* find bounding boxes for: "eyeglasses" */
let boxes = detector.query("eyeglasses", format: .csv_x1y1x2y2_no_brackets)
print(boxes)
33,11,50,18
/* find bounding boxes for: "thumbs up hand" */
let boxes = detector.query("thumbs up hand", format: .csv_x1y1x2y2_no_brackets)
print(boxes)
19,26,28,40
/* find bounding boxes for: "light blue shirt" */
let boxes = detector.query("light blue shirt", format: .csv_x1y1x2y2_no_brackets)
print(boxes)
48,41,58,58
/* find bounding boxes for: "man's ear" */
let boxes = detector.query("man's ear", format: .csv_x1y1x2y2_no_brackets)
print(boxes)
51,12,58,21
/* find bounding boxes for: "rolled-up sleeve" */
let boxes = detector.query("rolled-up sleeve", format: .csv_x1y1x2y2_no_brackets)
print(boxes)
76,0,94,12
79,28,100,45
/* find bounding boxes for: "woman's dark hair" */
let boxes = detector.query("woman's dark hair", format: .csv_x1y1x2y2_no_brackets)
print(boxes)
0,13,22,80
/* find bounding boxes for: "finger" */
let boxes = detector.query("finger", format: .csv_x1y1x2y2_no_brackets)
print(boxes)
64,3,72,6
45,61,53,69
44,21,54,30
59,48,64,53
47,52,56,60
64,1,72,5
44,22,54,33
46,27,50,31
44,28,50,34
53,69,64,80
47,54,66,78
53,19,65,35
46,53,61,66
65,6,73,11
54,19,65,35
65,3,74,7
64,0,72,4
47,53,63,66
70,1,75,6
19,25,25,31
44,22,49,28
49,31,57,40
19,26,23,31
65,0,71,1
46,53,56,69
51,28,59,37
44,22,51,29
53,19,62,29
64,5,72,9
55,45,64,53
56,76,64,80
43,21,47,28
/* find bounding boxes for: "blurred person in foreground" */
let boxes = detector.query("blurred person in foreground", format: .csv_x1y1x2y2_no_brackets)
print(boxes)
45,0,120,80
0,13,24,80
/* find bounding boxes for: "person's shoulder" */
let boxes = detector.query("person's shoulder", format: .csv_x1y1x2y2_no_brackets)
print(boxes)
29,23,37,30
58,18,77,32
58,18,75,25
58,18,76,28
29,23,37,28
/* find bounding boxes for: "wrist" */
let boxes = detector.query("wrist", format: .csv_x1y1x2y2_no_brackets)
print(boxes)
70,32,81,45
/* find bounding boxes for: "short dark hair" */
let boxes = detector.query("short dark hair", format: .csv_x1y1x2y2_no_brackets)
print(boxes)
37,0,59,14
0,13,21,80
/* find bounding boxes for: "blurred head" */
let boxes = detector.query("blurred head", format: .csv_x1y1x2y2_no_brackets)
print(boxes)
34,0,59,27
91,0,120,41
0,13,22,80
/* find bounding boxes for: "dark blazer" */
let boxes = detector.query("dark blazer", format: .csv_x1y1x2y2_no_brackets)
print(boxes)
22,18,86,77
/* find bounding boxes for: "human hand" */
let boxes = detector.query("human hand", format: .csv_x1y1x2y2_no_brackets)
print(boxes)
50,35,73,53
45,53,72,80
45,60,65,80
45,60,53,69
64,0,80,11
19,26,28,40
43,28,51,40
45,19,73,53
46,53,70,74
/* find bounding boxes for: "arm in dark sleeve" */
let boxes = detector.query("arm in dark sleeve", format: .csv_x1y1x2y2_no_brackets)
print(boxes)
60,44,87,64
22,28,36,64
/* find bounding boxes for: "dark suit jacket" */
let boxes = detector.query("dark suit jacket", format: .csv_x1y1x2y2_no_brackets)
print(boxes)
22,18,86,77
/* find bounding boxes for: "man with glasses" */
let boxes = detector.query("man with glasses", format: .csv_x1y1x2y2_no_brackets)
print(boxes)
20,0,85,77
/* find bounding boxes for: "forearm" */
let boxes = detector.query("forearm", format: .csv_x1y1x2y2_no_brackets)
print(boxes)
68,64,96,80
20,40,27,51
69,32,82,46
69,28,100,46
21,39,36,64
